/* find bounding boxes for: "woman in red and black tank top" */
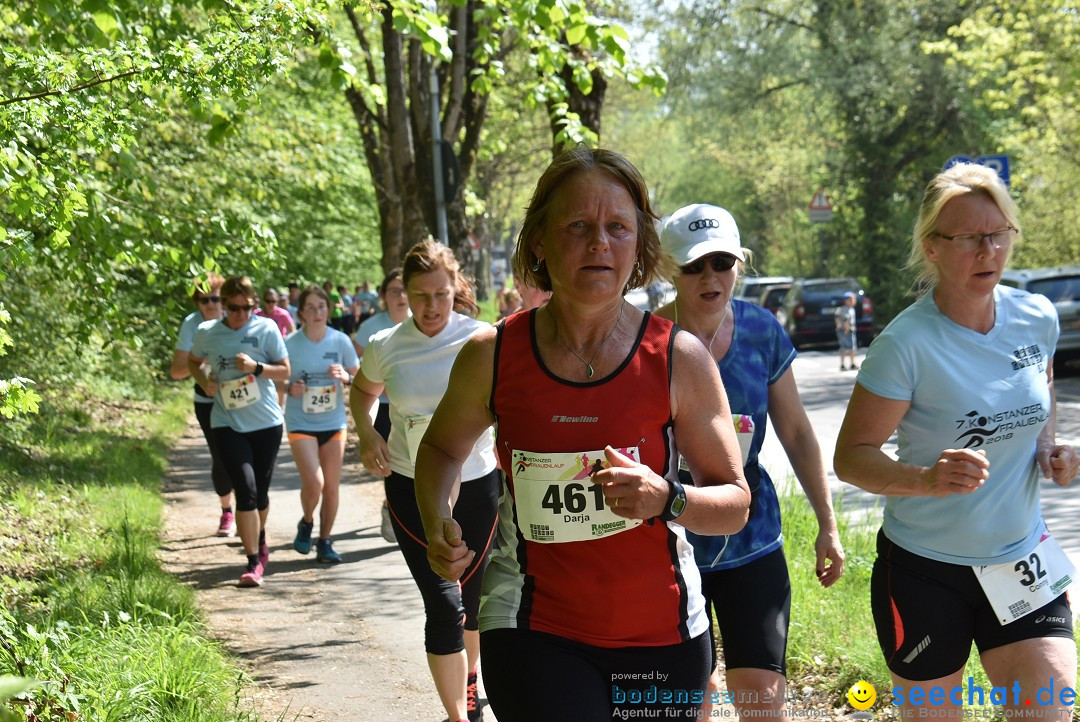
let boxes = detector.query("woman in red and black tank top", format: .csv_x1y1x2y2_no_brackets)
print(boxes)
414,148,749,721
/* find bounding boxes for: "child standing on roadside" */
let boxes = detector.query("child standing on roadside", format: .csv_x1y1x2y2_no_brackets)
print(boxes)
835,292,858,371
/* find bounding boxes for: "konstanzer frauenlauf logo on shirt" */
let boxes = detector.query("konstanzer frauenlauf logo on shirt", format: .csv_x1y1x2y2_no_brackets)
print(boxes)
954,404,1048,449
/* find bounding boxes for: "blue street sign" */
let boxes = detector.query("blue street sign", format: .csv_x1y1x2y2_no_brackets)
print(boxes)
943,154,1011,187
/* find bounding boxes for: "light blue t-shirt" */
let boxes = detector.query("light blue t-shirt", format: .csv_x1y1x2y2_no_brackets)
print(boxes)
684,300,797,570
191,315,287,432
176,311,217,405
284,328,359,432
355,312,400,349
857,285,1058,566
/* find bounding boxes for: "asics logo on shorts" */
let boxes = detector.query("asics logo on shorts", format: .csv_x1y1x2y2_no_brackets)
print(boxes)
687,219,720,232
1035,615,1067,624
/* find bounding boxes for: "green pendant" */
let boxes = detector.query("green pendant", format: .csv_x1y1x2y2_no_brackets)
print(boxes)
586,364,595,379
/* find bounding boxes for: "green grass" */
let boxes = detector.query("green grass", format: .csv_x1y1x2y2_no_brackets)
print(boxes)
0,381,263,721
780,484,1079,718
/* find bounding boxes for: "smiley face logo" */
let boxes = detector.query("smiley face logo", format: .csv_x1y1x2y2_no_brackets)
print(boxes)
847,680,876,711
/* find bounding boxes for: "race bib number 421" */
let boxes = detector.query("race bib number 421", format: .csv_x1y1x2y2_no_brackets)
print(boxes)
512,448,643,544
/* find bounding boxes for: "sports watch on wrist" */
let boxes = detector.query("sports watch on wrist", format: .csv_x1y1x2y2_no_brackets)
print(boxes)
657,477,687,522
253,362,264,377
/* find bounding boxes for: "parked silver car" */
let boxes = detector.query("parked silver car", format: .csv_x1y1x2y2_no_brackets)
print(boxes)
1000,266,1080,358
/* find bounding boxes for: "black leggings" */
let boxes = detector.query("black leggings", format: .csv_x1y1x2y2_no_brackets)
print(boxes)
384,469,499,655
481,628,711,721
193,401,232,498
211,425,283,512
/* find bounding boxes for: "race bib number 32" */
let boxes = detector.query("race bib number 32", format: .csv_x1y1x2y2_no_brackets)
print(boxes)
975,530,1075,625
512,448,643,544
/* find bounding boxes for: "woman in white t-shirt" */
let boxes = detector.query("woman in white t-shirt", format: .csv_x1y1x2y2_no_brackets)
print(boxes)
349,241,497,722
285,285,359,564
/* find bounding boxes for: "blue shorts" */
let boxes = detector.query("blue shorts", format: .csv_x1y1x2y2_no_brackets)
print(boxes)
837,330,855,350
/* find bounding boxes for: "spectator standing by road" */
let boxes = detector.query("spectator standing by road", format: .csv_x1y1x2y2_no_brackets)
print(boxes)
834,291,858,371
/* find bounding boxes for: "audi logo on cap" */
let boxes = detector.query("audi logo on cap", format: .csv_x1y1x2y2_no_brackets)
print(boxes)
687,219,721,232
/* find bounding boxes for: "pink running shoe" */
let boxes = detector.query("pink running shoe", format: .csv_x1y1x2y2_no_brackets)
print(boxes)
216,510,236,537
238,561,264,587
258,538,269,568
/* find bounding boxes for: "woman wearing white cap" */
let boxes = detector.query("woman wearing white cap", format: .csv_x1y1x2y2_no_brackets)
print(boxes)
656,204,845,721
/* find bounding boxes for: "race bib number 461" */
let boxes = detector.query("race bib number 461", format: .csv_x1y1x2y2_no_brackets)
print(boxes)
512,448,643,544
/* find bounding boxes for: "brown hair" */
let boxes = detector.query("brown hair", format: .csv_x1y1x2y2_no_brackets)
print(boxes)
378,268,404,296
190,272,224,303
512,146,673,293
402,241,479,316
296,285,329,315
220,276,256,304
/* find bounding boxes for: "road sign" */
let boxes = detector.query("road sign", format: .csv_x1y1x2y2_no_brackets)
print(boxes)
943,154,1011,187
807,187,834,223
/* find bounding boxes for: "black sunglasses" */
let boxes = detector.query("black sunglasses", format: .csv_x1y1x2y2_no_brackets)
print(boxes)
197,295,221,304
680,254,738,275
227,303,255,312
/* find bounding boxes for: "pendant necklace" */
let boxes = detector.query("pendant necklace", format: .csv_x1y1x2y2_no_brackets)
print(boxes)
554,302,625,379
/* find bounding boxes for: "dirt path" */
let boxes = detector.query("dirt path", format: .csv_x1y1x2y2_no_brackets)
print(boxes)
159,420,492,721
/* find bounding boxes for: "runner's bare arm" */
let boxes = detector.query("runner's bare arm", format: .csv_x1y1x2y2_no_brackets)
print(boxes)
834,383,988,497
769,368,844,586
186,352,217,396
415,329,497,582
648,331,749,535
1037,359,1079,486
349,369,390,476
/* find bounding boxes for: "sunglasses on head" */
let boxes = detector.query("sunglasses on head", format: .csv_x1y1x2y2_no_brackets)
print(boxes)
680,254,738,275
197,295,221,304
227,303,255,312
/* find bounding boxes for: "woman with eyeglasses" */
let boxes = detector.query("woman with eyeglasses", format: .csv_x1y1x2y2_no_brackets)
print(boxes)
188,276,291,587
654,204,845,722
285,285,360,564
351,269,411,544
349,242,497,722
170,273,236,537
834,164,1078,718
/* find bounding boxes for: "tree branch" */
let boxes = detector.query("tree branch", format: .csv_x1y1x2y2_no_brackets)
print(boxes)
1,68,141,107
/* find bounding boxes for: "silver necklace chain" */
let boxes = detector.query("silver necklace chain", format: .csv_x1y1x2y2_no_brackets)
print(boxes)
554,302,626,379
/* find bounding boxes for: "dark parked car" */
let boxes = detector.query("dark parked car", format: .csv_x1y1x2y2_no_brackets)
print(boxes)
775,278,876,349
758,283,792,316
999,266,1080,359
